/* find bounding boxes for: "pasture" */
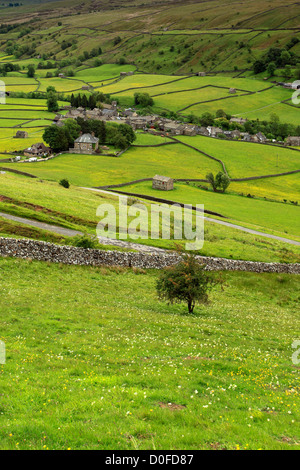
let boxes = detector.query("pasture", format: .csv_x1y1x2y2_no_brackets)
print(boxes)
120,180,300,240
0,258,299,450
0,172,299,263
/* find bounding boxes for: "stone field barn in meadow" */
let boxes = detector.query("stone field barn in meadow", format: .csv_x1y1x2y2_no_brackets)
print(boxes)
152,175,174,191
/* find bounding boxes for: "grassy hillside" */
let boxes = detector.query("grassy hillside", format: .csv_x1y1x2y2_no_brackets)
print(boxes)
0,172,299,263
0,258,299,450
0,0,299,75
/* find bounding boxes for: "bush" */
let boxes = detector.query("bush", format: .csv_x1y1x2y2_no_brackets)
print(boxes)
70,235,99,249
59,179,70,189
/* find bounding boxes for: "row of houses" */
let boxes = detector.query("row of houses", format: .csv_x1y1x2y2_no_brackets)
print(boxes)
58,102,119,123
54,106,300,145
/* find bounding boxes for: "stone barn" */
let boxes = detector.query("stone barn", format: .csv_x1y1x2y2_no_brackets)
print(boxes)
152,175,174,191
14,131,28,139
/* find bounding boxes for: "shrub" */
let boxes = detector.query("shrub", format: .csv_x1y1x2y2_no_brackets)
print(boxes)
70,235,99,249
59,179,70,189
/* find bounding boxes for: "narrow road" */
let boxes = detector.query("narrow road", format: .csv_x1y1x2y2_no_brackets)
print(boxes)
0,212,83,238
0,211,164,252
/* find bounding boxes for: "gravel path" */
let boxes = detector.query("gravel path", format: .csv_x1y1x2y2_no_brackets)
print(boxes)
0,212,84,238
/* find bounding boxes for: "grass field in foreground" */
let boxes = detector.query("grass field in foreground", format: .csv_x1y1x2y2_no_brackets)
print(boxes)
0,258,299,450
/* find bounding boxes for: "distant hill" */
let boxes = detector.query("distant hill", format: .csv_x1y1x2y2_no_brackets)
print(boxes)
0,0,299,75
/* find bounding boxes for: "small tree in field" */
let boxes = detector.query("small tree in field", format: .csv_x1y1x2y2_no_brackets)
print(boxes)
156,254,218,314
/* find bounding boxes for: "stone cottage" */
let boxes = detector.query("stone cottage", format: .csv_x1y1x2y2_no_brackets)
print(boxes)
70,133,99,154
286,136,300,146
24,143,50,157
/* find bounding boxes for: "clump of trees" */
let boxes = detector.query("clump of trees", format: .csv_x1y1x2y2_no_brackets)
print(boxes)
27,64,35,78
70,92,113,109
59,178,70,189
0,62,21,77
43,119,81,153
206,172,231,193
43,118,136,153
46,86,59,113
253,43,299,76
134,92,154,108
156,253,219,314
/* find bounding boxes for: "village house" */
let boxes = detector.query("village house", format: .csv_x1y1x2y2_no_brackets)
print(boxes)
229,88,237,94
126,117,147,130
162,122,185,135
230,117,247,125
152,175,174,191
231,129,241,139
241,132,251,142
85,109,102,120
124,108,138,118
255,132,267,143
102,108,118,119
207,126,224,138
24,143,50,157
286,136,300,146
182,125,197,136
70,133,99,154
198,127,210,136
14,130,28,139
196,72,206,77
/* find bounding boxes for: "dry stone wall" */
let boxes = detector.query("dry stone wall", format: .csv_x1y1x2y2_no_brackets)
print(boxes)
0,237,299,274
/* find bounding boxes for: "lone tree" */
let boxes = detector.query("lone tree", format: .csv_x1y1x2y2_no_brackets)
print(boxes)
215,171,231,193
156,254,218,314
206,171,230,193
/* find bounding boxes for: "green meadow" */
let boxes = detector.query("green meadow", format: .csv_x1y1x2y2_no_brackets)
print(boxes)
0,172,299,263
2,145,221,186
0,259,299,450
120,181,300,241
176,136,300,178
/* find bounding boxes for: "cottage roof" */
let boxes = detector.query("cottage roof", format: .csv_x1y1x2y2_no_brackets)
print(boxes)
74,133,99,144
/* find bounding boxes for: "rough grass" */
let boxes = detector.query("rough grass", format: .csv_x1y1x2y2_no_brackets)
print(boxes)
0,259,299,450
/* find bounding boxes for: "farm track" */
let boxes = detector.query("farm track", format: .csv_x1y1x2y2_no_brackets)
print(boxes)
0,211,83,238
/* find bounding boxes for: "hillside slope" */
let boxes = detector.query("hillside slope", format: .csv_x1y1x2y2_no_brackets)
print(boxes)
0,0,299,74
